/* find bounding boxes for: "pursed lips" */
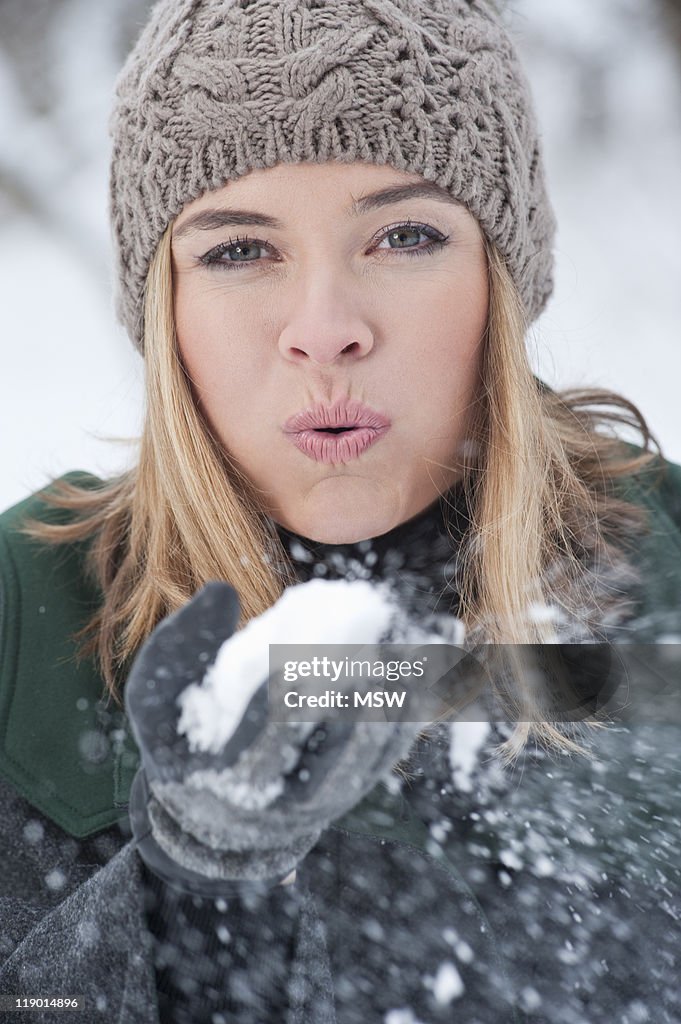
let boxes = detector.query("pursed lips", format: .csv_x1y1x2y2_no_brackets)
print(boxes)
283,399,391,463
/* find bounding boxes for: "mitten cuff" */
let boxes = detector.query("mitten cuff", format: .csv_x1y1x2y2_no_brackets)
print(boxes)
128,768,310,897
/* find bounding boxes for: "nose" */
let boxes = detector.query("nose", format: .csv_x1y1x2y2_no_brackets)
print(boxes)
280,334,373,364
278,290,375,365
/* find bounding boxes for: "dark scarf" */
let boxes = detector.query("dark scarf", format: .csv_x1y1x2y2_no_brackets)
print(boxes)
272,481,471,622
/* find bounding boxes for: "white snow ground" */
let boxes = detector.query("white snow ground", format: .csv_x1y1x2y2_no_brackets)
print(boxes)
1,0,680,512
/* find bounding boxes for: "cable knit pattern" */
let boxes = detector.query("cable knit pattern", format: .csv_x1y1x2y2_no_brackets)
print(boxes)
109,0,557,352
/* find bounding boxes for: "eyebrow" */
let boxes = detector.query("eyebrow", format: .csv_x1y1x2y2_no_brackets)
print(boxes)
172,181,462,238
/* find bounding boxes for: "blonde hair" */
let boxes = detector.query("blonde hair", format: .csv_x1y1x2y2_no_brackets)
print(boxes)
19,225,662,764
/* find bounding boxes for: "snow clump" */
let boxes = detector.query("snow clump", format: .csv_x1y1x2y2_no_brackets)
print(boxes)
177,579,397,754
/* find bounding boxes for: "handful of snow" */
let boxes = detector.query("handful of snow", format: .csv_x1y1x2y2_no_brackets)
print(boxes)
177,578,397,755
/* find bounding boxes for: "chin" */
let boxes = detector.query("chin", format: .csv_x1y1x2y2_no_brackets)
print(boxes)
306,517,388,545
272,474,409,544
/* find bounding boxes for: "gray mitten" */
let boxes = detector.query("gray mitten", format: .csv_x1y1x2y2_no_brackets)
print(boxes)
125,581,422,895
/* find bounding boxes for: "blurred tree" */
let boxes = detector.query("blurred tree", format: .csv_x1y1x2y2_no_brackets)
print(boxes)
658,0,681,55
0,0,152,111
0,0,153,277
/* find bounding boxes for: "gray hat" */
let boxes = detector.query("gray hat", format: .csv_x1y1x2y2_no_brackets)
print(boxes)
110,0,556,355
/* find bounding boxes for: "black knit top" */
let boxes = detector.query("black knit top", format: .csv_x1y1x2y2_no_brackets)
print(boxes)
142,482,470,1023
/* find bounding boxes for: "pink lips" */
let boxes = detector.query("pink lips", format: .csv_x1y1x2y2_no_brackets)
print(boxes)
283,399,391,464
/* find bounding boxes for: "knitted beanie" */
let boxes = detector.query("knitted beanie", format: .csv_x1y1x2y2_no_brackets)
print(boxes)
110,0,557,355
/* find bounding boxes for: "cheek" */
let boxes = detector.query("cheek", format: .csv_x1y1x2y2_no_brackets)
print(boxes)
436,265,488,380
391,269,488,378
174,285,267,396
387,272,487,442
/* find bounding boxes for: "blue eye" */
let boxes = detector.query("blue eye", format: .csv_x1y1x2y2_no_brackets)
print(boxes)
375,221,448,256
198,220,450,271
199,234,266,268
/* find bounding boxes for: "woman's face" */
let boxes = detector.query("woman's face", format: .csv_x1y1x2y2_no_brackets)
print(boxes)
171,161,488,543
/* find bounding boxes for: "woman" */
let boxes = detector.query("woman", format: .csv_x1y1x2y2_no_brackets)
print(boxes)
1,0,681,1021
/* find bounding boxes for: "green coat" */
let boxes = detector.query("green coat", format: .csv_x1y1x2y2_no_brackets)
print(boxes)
1,450,681,1022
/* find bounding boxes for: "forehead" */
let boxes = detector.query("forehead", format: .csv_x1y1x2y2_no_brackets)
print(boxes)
172,160,468,236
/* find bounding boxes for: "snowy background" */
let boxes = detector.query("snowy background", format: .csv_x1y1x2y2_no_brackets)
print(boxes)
1,0,680,513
